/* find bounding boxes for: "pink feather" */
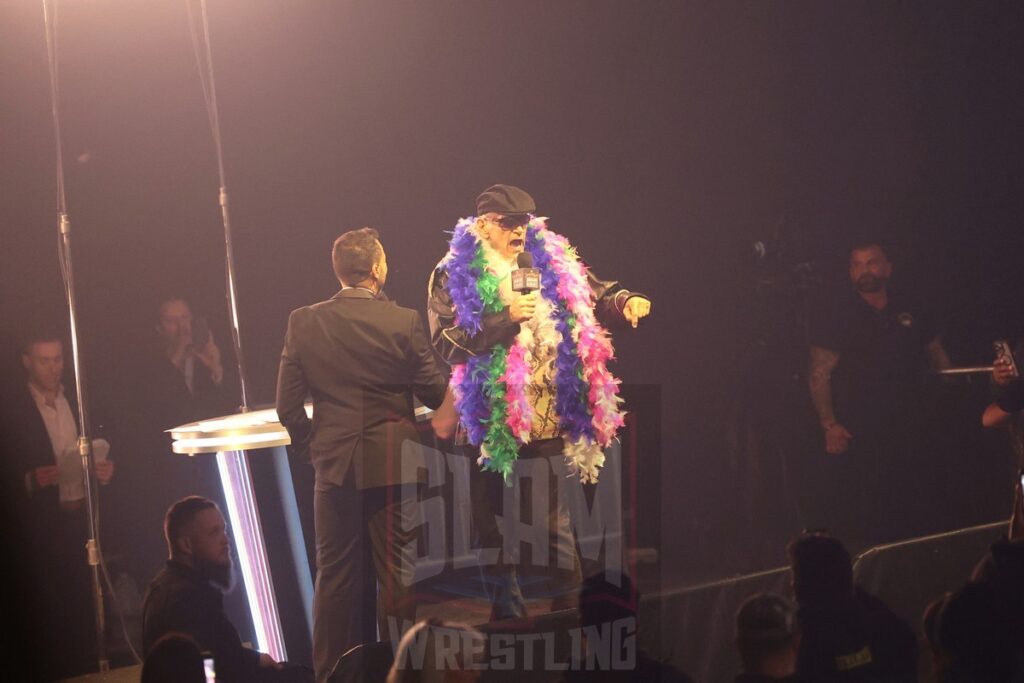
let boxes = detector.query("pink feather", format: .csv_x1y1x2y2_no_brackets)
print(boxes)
501,341,533,440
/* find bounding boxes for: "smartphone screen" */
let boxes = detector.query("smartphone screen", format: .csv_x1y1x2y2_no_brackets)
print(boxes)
192,316,211,350
203,656,216,682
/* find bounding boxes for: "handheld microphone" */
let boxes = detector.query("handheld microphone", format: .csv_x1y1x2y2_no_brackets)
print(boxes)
511,252,541,293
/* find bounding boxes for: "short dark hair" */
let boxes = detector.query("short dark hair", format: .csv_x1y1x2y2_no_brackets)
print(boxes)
332,227,382,285
849,241,890,261
736,593,799,671
787,532,853,606
164,496,218,552
578,572,637,628
156,295,190,317
20,327,64,355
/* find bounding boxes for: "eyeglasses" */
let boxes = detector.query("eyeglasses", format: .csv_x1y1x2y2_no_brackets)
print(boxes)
491,214,532,231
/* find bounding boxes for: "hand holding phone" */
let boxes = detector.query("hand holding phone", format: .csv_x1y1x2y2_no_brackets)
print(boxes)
994,340,1019,386
191,316,211,352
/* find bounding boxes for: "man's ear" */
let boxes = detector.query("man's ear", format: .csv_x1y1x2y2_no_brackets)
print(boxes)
21,354,31,372
175,535,193,557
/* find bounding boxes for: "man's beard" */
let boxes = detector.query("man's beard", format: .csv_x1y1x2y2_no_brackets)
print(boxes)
855,275,886,293
196,555,235,592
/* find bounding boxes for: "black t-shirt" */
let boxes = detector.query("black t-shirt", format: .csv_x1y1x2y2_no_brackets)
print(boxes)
810,290,939,432
997,380,1024,414
796,588,918,683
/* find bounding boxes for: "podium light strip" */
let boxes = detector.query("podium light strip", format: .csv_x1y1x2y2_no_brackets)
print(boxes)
270,446,315,636
216,450,288,663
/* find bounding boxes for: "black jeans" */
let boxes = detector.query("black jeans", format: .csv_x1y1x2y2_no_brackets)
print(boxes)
468,437,583,621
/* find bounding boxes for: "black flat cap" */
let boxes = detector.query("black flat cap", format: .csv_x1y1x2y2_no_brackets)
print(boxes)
475,184,536,216
736,593,798,644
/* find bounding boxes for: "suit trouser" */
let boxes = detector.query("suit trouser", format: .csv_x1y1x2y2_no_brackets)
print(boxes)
312,473,419,683
469,437,583,621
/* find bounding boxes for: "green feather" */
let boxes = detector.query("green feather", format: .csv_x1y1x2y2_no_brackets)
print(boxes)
479,346,519,483
472,244,504,314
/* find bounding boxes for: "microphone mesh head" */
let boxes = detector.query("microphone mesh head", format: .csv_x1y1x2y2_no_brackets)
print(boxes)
517,252,534,269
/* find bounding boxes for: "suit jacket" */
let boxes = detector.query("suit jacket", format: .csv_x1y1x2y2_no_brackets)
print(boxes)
2,385,82,537
134,347,237,439
0,381,96,646
275,289,447,489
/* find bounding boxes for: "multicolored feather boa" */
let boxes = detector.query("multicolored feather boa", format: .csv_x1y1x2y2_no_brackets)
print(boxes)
443,216,624,484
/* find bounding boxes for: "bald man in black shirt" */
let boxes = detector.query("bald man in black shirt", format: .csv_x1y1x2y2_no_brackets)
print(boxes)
806,242,950,550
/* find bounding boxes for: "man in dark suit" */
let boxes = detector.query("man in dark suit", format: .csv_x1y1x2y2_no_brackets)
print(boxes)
2,331,114,680
276,227,447,682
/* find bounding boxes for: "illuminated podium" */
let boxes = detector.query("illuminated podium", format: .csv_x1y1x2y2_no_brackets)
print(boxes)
168,403,434,664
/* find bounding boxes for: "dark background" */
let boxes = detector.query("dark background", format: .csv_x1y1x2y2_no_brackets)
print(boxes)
3,0,1024,586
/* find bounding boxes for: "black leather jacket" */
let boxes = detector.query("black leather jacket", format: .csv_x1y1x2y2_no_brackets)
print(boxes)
427,260,646,366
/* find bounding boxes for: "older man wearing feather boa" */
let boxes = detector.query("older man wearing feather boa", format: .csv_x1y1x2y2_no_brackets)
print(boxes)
427,184,651,619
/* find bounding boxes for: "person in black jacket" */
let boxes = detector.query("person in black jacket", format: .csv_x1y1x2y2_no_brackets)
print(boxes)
982,349,1024,538
276,227,448,682
427,184,651,621
788,532,917,683
141,496,312,683
120,296,239,586
2,331,115,681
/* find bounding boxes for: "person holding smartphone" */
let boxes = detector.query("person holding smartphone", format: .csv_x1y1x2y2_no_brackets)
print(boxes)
983,341,1024,538
114,296,239,608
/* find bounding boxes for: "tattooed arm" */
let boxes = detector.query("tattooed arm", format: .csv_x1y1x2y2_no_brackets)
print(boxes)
809,345,852,455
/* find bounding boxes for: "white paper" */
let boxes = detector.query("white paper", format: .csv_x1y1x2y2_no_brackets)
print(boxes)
58,438,109,503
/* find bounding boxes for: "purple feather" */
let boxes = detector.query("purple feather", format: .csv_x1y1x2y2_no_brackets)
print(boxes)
445,220,486,335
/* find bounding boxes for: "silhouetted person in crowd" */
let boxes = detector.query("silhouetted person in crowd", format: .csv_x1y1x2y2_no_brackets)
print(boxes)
142,496,313,683
141,632,207,683
970,537,1024,622
1,329,115,680
735,593,801,683
982,348,1024,538
562,573,692,683
788,532,917,682
386,619,484,683
924,581,1024,683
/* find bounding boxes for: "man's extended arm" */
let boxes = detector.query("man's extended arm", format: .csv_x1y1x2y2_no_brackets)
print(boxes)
589,271,650,328
275,310,312,457
809,345,852,454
